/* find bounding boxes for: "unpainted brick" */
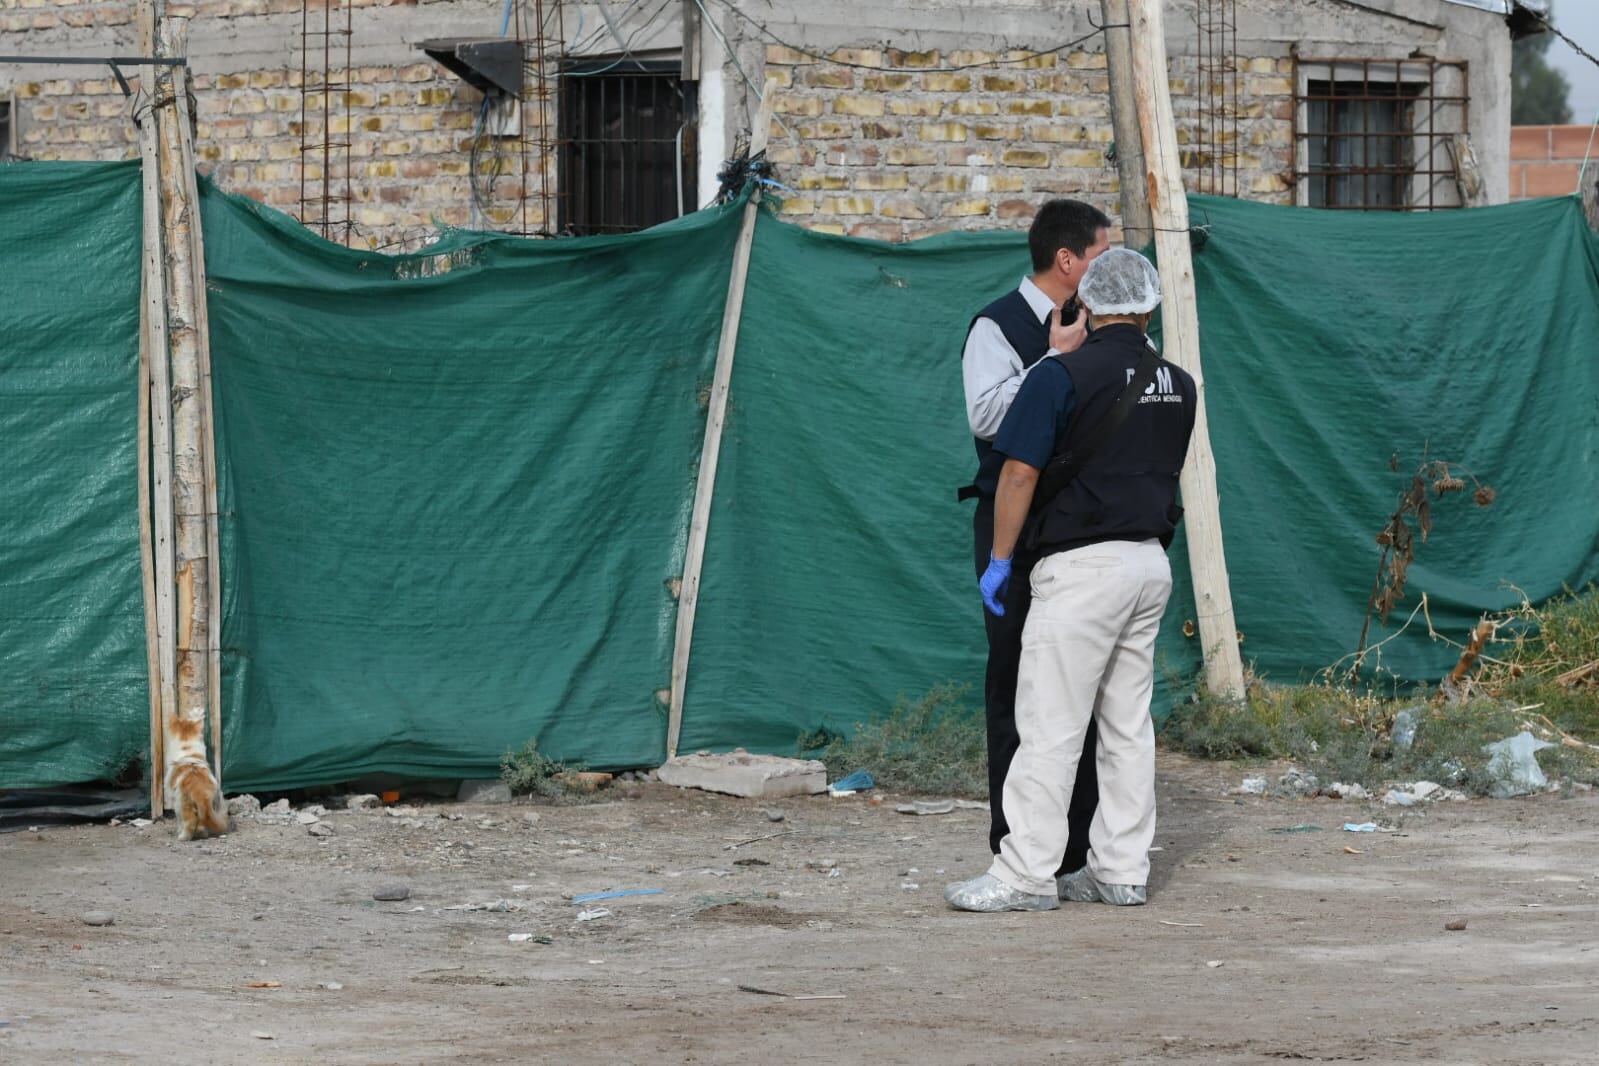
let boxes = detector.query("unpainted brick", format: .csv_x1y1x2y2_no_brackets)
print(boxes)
863,73,915,92
918,122,967,142
834,95,886,117
819,195,875,215
922,73,973,93
944,198,992,217
888,98,942,117
879,198,928,220
1002,149,1051,168
949,99,999,116
886,146,939,166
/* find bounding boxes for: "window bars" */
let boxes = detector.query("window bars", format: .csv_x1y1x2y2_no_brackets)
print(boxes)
1293,56,1470,211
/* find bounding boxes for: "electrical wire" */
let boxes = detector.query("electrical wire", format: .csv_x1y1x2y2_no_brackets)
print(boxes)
706,0,1114,74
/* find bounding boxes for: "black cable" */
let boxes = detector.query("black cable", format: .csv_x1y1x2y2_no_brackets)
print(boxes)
1527,6,1599,72
708,0,1118,74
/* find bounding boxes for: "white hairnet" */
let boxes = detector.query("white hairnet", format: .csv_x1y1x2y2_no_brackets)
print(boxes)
1077,247,1162,315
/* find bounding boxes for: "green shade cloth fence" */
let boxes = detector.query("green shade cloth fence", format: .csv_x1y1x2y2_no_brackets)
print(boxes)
3,160,1596,790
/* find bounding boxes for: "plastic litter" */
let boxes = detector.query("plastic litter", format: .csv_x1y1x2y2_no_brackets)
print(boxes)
1077,247,1162,315
1391,706,1421,750
569,888,663,905
895,799,956,816
1235,776,1267,795
1268,824,1322,833
575,908,611,922
829,770,875,795
1342,822,1380,832
1483,730,1555,798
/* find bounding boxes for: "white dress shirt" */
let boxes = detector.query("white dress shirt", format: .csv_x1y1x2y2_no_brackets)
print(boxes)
962,276,1060,441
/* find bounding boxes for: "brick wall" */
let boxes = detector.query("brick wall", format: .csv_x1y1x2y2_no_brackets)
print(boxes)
763,44,1299,241
1509,125,1594,199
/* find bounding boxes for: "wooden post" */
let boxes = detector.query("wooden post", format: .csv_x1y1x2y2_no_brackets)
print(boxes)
1100,0,1152,249
1126,0,1246,698
171,45,224,791
665,77,778,759
137,0,175,814
154,15,223,802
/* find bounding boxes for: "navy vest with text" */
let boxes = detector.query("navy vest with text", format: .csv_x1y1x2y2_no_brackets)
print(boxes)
965,289,1072,497
1032,322,1197,553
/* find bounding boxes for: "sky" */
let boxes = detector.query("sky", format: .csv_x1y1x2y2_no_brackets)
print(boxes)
1546,2,1599,124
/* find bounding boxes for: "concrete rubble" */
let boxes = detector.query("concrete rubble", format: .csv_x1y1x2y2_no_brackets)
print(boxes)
657,750,828,799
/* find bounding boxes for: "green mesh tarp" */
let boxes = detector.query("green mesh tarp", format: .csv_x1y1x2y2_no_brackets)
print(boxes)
4,160,1598,790
202,188,739,791
0,161,147,788
680,194,1599,751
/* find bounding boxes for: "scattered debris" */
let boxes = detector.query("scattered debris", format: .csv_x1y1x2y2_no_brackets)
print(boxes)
829,770,875,796
521,811,542,825
294,810,320,826
244,981,281,990
1343,846,1363,855
734,858,769,867
372,884,411,902
1206,960,1225,969
737,984,846,1000
80,911,114,927
764,809,786,823
896,799,956,816
507,932,535,942
1234,776,1268,796
1484,731,1555,798
954,799,990,811
1343,823,1379,833
1324,782,1369,801
1159,920,1203,928
560,772,614,792
1268,824,1323,834
251,1032,275,1041
1391,706,1421,750
658,750,827,799
345,794,382,810
444,899,520,912
570,888,662,905
307,822,334,838
227,794,262,818
723,829,798,851
1382,788,1419,807
575,908,612,922
456,779,512,805
319,981,344,990
1445,919,1468,931
1276,767,1320,797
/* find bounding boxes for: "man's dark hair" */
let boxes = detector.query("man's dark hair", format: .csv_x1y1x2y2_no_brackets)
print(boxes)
1028,199,1112,273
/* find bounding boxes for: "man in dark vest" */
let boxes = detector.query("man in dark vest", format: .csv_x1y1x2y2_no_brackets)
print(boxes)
961,199,1111,879
946,248,1196,912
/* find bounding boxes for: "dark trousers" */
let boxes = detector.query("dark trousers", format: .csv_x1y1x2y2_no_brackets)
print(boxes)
973,496,1099,876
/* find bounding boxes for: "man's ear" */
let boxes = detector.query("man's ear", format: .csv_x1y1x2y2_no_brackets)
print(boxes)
1055,246,1074,277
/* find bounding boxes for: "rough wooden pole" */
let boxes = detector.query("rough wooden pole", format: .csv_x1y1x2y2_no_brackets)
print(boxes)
171,44,224,791
1127,0,1245,698
154,14,225,832
665,78,779,760
1101,0,1152,249
136,0,174,815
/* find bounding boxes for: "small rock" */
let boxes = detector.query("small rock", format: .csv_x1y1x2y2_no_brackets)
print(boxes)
372,884,411,902
625,788,644,800
295,811,321,826
456,780,513,805
1325,782,1369,801
764,809,786,823
81,911,115,927
264,799,291,814
319,981,344,990
521,811,542,825
251,1032,275,1041
1206,960,1224,968
1234,777,1267,796
1410,781,1443,800
1444,919,1468,931
1276,767,1320,797
345,794,382,810
226,794,262,818
1382,789,1419,807
307,823,334,838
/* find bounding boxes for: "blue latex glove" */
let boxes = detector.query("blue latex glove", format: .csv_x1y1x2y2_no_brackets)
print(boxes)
980,554,1013,616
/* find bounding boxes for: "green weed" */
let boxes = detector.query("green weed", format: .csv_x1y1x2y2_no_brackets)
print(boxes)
801,683,988,797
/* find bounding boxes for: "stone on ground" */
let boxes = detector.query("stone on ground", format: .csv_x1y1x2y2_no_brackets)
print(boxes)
657,751,827,799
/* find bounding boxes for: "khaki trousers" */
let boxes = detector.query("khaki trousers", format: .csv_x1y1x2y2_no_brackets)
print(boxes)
989,539,1172,896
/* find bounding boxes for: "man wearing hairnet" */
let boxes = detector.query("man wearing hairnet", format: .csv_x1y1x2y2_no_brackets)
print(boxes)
945,248,1197,913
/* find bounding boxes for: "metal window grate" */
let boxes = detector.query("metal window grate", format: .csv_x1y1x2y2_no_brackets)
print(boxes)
1293,56,1470,211
559,64,695,236
0,99,11,161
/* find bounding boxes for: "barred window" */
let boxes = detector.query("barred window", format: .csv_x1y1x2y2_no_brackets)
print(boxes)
0,100,13,161
1293,58,1470,210
559,61,696,236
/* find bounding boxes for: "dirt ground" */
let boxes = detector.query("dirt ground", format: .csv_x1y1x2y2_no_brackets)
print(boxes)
2,753,1596,1065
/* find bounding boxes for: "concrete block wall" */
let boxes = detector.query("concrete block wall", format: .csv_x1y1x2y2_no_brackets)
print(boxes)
760,44,1300,241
